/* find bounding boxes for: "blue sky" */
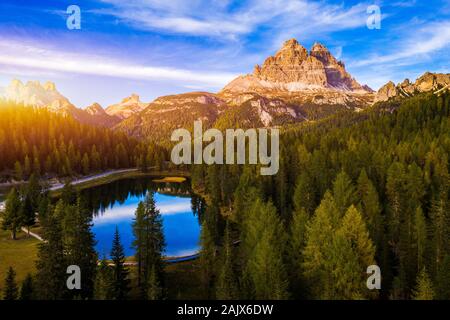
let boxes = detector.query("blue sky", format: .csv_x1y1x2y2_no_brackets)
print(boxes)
0,0,449,107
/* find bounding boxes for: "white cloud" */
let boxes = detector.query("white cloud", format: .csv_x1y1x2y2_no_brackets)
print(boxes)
353,21,450,67
95,0,370,40
92,200,192,225
0,39,237,88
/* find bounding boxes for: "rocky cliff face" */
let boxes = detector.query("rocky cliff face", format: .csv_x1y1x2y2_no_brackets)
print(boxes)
105,94,148,119
4,79,74,111
375,72,450,102
221,39,372,95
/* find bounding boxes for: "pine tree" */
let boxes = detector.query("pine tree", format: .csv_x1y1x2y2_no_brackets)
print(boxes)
19,273,34,300
412,268,434,300
302,191,338,299
430,186,450,276
435,255,450,300
110,227,130,300
357,169,382,248
19,174,42,235
82,153,90,175
14,161,23,181
146,265,163,300
289,207,309,298
35,203,67,300
1,188,22,240
132,192,165,298
293,172,316,215
62,198,98,299
243,199,289,299
61,182,77,206
199,221,216,299
332,170,357,217
94,257,113,300
3,267,18,300
333,205,376,299
413,207,427,273
133,202,146,288
216,222,239,299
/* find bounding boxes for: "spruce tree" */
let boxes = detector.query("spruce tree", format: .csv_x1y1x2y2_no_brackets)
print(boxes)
3,267,18,300
35,203,67,300
413,207,427,273
132,202,146,288
334,205,376,299
302,191,338,299
1,188,22,240
199,221,216,299
110,227,130,300
413,268,434,300
357,169,382,249
293,172,316,215
435,255,450,300
62,197,98,299
332,170,357,217
19,273,34,300
243,199,289,299
216,222,238,299
94,257,113,300
146,265,163,300
132,192,165,298
289,207,309,298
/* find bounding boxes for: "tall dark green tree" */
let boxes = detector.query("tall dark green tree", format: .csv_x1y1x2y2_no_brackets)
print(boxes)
199,221,216,299
110,227,130,300
19,273,34,300
1,188,22,240
132,192,165,299
35,202,67,300
413,268,434,300
332,170,357,217
216,222,239,299
62,198,98,299
94,257,113,300
3,267,18,300
243,199,289,299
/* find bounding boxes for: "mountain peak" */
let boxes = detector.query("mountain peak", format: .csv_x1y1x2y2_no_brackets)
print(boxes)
86,102,105,115
106,94,148,120
311,42,329,53
223,38,369,94
121,93,141,104
43,81,56,91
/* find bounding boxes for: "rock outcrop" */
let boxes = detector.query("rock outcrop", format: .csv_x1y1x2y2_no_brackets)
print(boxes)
375,72,450,102
221,39,372,94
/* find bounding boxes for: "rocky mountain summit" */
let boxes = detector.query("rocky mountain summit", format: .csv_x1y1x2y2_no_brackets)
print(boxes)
2,80,119,128
375,72,450,102
105,94,148,120
4,79,73,111
222,39,372,94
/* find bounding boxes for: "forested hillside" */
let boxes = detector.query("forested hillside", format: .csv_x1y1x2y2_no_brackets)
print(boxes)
0,101,167,181
192,92,450,299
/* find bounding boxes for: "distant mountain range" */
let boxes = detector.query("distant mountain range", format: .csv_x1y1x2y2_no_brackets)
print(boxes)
2,38,449,140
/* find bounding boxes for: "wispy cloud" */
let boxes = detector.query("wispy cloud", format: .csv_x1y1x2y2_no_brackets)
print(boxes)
94,0,370,40
353,20,450,67
0,38,237,87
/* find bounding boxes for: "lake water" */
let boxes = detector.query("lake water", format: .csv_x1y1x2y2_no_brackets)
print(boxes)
78,177,204,258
